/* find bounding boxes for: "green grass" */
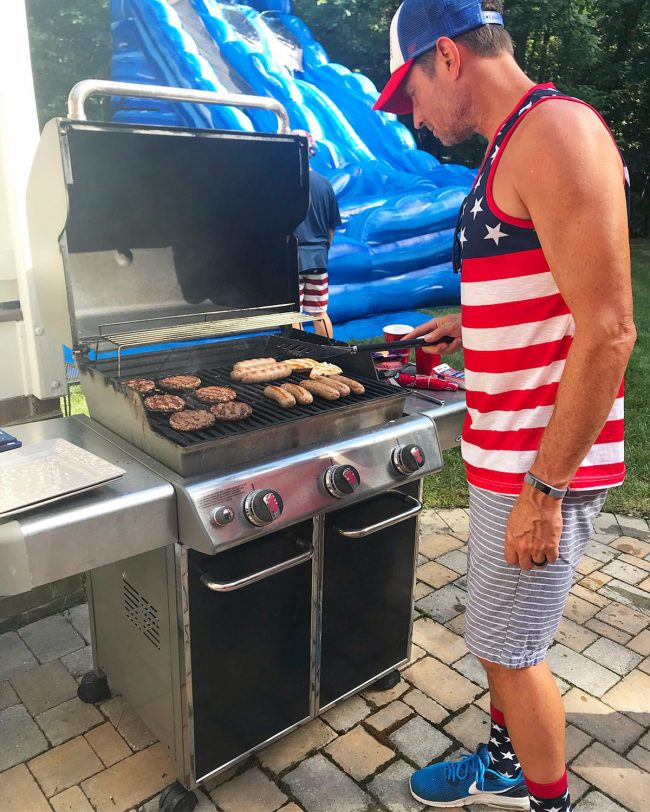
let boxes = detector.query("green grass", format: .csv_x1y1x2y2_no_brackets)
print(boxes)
63,243,649,514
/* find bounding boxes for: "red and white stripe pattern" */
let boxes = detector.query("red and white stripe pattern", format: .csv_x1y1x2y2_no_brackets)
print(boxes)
299,271,329,315
458,86,627,495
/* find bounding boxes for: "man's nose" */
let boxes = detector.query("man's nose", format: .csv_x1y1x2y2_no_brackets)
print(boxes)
412,101,425,130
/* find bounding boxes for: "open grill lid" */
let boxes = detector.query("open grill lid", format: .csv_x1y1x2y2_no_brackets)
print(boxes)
26,82,310,355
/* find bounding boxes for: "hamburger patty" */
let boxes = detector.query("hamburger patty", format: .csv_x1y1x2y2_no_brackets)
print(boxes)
124,378,156,393
194,386,237,404
159,374,202,392
210,401,253,421
143,394,186,413
169,410,216,431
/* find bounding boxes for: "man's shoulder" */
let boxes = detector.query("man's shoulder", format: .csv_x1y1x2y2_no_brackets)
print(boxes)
504,96,621,177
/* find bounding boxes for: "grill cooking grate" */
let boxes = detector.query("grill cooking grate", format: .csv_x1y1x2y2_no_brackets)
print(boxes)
130,366,395,448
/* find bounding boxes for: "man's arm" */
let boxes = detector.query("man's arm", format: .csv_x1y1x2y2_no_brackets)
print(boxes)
499,100,636,570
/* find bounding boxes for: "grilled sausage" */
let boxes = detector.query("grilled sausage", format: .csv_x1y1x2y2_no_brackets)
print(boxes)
264,385,296,409
330,375,365,395
299,379,341,400
319,377,350,396
233,357,276,371
280,383,313,405
232,364,292,384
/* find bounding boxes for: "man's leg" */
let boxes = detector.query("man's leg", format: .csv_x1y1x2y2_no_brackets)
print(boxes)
312,312,333,338
483,663,566,784
409,485,606,809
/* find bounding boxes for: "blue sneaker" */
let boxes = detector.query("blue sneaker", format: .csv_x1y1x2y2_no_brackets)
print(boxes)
410,744,530,808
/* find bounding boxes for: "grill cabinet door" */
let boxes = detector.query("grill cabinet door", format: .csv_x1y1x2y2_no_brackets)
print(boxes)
187,524,313,780
319,484,419,709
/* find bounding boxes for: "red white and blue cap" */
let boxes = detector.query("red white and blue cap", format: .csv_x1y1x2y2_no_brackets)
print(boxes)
373,0,504,115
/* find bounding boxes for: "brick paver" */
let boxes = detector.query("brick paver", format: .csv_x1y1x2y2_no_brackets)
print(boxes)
10,661,78,716
28,736,103,797
18,615,85,664
0,508,647,812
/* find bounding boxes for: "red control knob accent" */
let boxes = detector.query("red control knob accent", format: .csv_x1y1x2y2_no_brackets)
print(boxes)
243,489,284,526
324,465,361,498
392,445,426,476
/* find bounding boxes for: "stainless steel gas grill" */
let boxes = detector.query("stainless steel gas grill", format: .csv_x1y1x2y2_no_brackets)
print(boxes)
0,83,466,812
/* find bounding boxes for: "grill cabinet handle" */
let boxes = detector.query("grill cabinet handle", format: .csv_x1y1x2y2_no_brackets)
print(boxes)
334,491,423,539
199,544,313,593
67,80,291,133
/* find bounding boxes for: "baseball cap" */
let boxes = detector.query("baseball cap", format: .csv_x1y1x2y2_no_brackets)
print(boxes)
373,0,504,115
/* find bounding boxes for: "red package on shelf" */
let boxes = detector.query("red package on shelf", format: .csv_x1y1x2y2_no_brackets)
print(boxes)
396,373,460,391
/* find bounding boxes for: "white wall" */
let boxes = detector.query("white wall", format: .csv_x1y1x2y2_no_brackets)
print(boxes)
0,0,65,404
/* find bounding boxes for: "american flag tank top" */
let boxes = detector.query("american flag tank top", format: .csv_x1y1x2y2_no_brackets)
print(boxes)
457,83,628,495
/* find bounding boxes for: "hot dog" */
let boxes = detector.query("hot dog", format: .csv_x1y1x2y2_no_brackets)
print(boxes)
231,364,292,383
330,375,365,395
319,377,350,396
233,357,276,370
299,379,341,400
263,385,296,408
280,383,313,405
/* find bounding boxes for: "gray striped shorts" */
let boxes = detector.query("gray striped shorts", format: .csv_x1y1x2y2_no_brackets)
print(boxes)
465,484,608,669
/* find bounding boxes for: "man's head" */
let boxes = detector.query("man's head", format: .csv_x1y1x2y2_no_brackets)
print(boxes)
292,129,317,158
374,0,514,144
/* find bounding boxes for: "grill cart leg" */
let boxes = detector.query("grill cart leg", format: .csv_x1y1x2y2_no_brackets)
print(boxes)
77,671,111,704
159,782,198,812
369,669,401,692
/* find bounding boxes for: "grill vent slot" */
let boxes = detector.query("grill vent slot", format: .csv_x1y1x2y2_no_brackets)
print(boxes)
123,578,160,650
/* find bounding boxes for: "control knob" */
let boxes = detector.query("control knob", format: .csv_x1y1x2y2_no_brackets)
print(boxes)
210,506,235,527
392,444,426,476
324,465,361,499
243,489,284,527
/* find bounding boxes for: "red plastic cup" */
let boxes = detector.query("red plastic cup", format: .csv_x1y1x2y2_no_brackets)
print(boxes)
383,324,413,361
415,346,442,375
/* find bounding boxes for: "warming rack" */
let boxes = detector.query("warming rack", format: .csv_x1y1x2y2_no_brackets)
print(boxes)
93,308,314,375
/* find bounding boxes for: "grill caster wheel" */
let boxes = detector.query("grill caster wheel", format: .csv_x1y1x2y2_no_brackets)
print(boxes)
159,782,198,812
370,669,400,692
77,672,111,704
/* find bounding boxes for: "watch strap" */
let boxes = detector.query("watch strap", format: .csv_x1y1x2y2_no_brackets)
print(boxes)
524,471,568,500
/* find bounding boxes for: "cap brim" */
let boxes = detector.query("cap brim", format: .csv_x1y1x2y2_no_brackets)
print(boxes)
373,59,414,115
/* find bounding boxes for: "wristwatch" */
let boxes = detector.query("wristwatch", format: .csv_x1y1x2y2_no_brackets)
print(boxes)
524,471,568,500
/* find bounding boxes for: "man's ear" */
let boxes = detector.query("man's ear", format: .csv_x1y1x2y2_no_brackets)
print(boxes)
436,37,461,78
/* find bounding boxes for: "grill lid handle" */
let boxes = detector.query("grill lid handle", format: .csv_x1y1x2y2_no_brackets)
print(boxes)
67,80,291,133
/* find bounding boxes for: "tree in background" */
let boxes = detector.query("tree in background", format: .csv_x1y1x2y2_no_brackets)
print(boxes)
295,0,649,235
25,0,648,235
25,0,111,128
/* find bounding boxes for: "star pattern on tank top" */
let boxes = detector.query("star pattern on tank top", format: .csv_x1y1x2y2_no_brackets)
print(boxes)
484,222,508,245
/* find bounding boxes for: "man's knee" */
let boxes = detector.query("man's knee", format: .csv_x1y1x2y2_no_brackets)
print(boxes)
478,657,535,681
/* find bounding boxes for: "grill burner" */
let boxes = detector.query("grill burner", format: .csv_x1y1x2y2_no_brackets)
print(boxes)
141,366,392,448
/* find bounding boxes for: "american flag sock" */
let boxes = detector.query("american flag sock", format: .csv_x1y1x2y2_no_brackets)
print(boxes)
487,704,521,777
526,769,571,812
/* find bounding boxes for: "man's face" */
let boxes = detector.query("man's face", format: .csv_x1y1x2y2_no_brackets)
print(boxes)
405,56,474,146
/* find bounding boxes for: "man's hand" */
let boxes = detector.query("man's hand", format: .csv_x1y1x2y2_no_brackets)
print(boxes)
405,313,462,355
504,484,564,571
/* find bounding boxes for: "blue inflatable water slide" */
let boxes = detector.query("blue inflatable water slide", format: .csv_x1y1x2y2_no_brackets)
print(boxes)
111,0,472,340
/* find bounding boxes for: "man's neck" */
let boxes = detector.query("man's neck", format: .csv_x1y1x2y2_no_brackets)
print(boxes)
466,55,536,143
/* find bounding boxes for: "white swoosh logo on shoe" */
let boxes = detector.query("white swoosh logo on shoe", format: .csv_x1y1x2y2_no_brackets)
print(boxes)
468,781,510,795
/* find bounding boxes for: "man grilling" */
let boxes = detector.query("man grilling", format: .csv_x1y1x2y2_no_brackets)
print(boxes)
292,130,341,339
374,1,635,809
